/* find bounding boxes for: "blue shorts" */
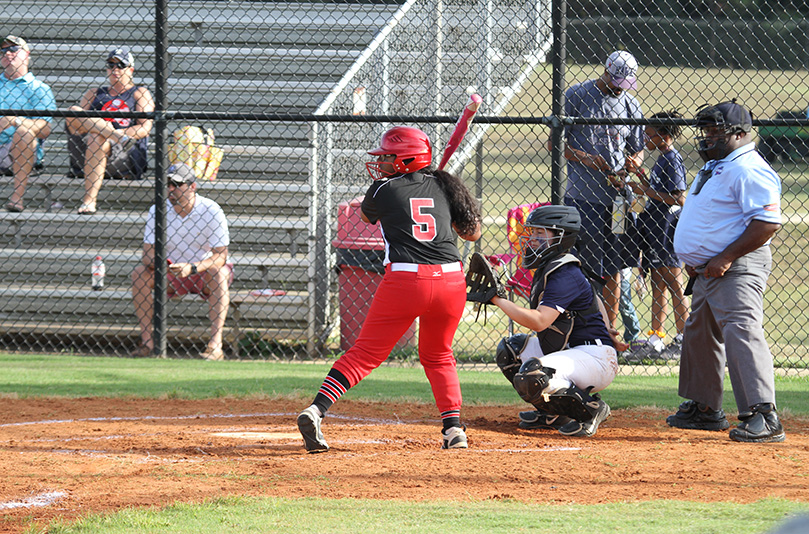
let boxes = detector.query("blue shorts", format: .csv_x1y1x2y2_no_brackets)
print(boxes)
565,197,640,280
638,209,681,271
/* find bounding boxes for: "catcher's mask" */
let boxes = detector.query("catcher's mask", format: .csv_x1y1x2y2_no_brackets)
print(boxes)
520,205,581,270
366,126,432,181
693,100,752,163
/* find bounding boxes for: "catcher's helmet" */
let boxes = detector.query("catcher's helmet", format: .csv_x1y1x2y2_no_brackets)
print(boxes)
366,126,432,180
521,205,581,270
693,100,752,162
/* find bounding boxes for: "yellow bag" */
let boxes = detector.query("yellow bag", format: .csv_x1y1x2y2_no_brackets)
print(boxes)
167,125,224,181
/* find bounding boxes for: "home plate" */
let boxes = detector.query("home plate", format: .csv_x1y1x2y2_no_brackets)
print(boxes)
211,432,300,440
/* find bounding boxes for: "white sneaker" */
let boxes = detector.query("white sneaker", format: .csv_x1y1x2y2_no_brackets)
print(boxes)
297,406,329,453
441,426,468,449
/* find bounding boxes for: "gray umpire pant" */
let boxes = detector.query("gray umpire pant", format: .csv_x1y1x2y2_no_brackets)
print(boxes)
678,246,776,413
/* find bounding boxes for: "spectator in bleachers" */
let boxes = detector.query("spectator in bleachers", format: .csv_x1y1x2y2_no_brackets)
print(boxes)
2,35,56,213
131,163,232,360
65,47,153,215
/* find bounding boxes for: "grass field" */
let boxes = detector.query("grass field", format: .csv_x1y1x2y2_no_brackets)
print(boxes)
2,353,808,534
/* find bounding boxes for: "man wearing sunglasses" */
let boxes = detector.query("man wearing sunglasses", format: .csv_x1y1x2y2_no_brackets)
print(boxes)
668,100,784,443
65,47,154,214
1,35,56,213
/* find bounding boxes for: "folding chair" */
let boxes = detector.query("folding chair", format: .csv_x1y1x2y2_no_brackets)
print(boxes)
487,201,549,333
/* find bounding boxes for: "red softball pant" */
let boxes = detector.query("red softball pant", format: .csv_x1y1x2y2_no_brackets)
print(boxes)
332,263,467,414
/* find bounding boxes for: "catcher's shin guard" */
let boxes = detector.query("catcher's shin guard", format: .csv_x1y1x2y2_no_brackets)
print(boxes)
496,333,531,384
543,384,604,422
512,358,556,406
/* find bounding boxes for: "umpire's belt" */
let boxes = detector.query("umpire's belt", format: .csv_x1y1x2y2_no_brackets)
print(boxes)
389,262,462,273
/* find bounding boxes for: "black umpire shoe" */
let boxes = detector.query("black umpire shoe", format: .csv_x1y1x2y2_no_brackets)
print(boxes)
518,410,574,430
666,400,730,431
729,403,785,443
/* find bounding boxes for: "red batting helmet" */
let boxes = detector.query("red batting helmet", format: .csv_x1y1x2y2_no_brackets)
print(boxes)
366,126,432,180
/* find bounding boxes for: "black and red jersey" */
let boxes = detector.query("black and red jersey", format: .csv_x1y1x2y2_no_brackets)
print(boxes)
361,172,461,265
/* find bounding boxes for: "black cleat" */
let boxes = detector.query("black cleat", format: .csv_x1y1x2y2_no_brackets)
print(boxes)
729,403,785,443
666,400,730,431
518,410,574,430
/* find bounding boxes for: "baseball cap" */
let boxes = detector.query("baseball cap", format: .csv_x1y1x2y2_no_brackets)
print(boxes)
107,47,134,68
605,50,638,91
166,163,196,185
2,35,30,52
695,100,753,133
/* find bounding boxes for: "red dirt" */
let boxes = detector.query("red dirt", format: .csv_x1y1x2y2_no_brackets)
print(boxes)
1,397,808,533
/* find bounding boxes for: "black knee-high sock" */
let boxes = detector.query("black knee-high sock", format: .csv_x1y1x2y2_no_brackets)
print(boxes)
312,368,351,416
441,410,461,430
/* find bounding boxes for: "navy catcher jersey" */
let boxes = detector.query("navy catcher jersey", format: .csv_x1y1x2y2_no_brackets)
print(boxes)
361,172,462,265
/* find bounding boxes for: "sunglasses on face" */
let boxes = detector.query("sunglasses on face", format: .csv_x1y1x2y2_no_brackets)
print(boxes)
105,61,128,70
1,45,21,54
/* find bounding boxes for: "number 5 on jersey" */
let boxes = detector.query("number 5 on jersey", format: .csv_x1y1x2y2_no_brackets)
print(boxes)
410,198,436,241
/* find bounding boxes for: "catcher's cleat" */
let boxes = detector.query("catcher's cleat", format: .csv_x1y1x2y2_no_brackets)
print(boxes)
666,400,730,431
441,425,468,449
729,403,785,443
557,400,611,437
297,406,329,453
518,410,574,430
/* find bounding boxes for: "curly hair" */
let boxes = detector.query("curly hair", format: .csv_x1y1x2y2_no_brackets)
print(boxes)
426,168,481,237
649,110,683,140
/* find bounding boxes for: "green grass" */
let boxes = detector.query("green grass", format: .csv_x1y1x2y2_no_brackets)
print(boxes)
36,496,809,534
2,353,808,415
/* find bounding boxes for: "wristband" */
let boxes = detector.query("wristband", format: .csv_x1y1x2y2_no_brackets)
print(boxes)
14,117,22,128
190,264,198,275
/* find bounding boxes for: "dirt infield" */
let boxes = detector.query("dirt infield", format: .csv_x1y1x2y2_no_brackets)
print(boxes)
1,397,808,533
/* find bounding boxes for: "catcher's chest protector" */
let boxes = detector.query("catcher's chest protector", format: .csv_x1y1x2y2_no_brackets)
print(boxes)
529,254,599,354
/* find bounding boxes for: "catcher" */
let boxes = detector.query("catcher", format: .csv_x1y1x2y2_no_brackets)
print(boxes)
466,205,626,437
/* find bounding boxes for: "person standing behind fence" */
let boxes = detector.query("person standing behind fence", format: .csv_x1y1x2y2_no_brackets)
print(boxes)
297,126,482,453
65,47,153,215
560,50,644,345
2,35,56,213
625,111,689,362
667,100,784,443
131,163,233,361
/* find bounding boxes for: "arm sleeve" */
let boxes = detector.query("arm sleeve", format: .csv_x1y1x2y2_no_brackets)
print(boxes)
209,205,230,248
360,182,381,224
738,168,782,226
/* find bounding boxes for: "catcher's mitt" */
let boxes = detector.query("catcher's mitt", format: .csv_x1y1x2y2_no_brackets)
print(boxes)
466,252,507,304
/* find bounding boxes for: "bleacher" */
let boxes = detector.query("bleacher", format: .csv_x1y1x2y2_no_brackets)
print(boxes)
1,0,551,358
0,1,396,356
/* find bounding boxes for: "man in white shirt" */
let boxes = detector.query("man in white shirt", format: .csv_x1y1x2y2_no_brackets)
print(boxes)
131,163,232,360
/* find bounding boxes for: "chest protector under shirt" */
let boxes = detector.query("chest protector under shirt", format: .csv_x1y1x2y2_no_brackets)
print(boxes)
529,254,600,354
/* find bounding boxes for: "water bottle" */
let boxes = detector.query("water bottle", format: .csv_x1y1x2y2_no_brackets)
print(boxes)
91,256,105,291
611,194,626,235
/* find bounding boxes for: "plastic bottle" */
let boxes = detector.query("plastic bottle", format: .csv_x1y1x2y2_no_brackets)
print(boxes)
611,194,626,235
91,256,105,291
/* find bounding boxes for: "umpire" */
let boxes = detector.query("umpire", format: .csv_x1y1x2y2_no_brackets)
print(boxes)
667,100,784,443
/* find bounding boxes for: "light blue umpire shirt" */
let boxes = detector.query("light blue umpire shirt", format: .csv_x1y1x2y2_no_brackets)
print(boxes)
673,142,781,267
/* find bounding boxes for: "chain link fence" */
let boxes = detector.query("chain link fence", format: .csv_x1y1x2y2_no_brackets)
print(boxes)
1,0,807,374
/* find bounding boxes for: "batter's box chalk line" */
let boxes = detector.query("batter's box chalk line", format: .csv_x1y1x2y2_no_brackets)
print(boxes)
0,490,68,510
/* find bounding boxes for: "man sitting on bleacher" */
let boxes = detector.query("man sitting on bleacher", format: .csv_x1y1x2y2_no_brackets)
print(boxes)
2,35,56,213
131,163,233,360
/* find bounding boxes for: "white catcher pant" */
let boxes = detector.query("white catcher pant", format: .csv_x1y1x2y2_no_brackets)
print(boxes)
519,335,619,394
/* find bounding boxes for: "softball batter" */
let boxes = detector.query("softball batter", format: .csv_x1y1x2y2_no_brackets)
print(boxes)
297,126,481,452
